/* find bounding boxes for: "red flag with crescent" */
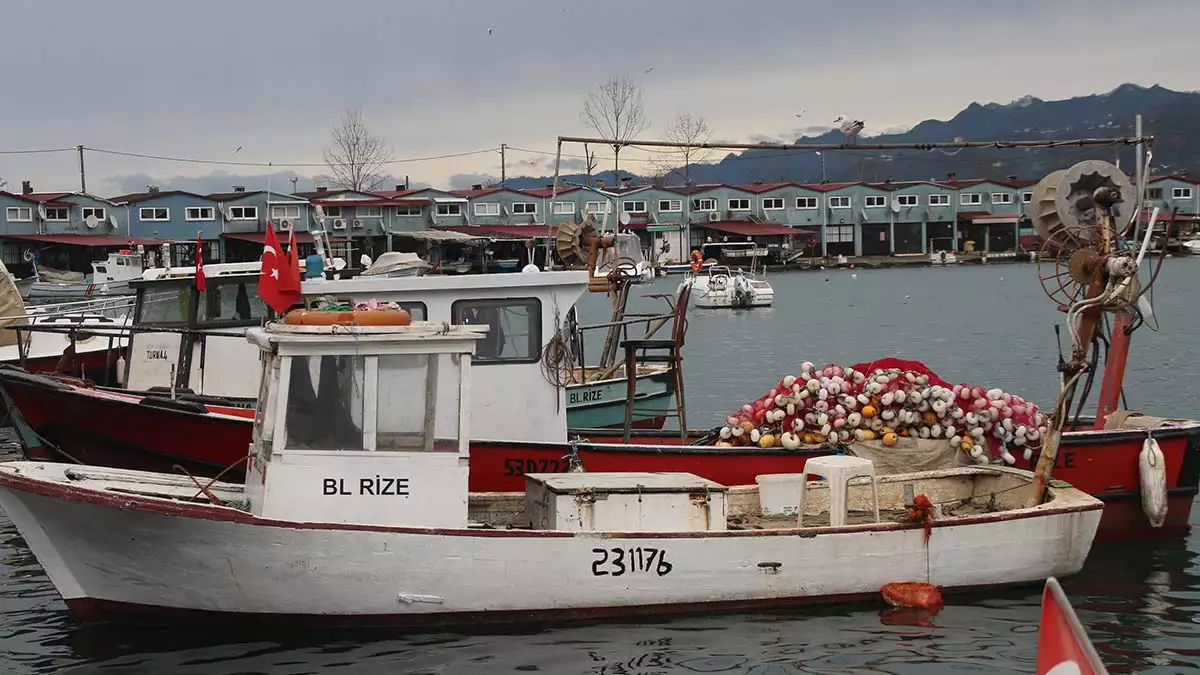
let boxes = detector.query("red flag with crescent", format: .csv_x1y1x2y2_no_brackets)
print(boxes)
1037,577,1108,675
259,224,302,314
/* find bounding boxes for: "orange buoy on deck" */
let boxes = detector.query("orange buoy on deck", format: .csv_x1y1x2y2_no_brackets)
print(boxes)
283,309,411,326
880,582,944,610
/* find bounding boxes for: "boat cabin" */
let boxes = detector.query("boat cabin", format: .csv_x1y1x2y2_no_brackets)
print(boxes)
244,321,487,528
90,250,145,285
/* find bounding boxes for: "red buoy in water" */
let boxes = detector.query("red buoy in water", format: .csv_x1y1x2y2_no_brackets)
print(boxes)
881,582,944,610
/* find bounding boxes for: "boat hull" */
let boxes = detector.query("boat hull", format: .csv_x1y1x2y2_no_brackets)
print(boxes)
26,280,136,299
2,370,1194,542
0,462,1102,626
565,368,673,430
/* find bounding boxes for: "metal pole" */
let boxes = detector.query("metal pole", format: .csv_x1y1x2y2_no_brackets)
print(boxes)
1135,114,1143,240
500,144,507,186
546,140,562,270
77,145,86,193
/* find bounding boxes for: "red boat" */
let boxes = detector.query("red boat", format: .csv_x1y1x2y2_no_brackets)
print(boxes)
3,366,1196,543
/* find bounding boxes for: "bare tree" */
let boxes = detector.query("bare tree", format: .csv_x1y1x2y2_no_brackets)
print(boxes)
582,143,598,187
653,113,712,184
580,75,650,183
321,107,393,191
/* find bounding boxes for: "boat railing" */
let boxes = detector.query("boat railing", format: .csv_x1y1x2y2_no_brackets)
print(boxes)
0,295,136,323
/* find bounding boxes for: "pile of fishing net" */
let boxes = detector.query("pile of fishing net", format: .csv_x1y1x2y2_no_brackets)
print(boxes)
713,358,1049,465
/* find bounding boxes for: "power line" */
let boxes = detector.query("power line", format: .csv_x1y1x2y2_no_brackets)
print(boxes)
81,145,499,168
0,147,75,155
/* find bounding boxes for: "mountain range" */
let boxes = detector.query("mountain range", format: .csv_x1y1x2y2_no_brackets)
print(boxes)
501,83,1200,189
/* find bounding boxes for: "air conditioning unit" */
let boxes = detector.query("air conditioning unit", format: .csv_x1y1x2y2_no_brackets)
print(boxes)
332,218,347,230
279,219,293,231
351,219,363,229
708,211,721,222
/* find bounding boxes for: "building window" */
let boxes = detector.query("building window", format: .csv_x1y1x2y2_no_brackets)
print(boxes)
139,207,169,221
44,207,69,221
323,206,343,218
929,194,950,206
585,201,611,214
693,198,716,211
762,197,784,211
960,193,982,206
796,196,818,210
622,200,647,213
828,196,851,209
865,196,886,208
186,206,215,221
358,206,383,218
82,207,107,221
991,192,1013,205
396,206,422,216
896,194,918,207
271,205,300,220
657,199,682,212
512,202,537,215
728,198,750,211
826,225,854,242
1173,187,1193,199
451,298,541,364
1021,192,1033,204
229,206,258,220
436,203,462,216
474,202,500,217
552,201,575,215
6,207,32,222
1146,188,1162,200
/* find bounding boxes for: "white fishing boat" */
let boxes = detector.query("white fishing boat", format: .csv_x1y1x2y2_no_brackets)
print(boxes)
685,265,774,309
27,250,145,299
0,316,1103,626
1182,239,1200,255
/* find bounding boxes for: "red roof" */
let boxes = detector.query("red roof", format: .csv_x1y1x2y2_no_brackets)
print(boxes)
519,186,580,198
700,221,814,237
311,199,407,208
807,181,865,193
449,187,505,198
222,232,349,244
1,234,164,246
23,192,72,203
737,182,793,194
0,190,40,204
370,189,424,199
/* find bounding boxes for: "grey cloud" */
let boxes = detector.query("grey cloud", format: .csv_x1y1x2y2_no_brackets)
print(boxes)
101,170,422,197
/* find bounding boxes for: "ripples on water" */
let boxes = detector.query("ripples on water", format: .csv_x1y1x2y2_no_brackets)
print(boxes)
3,260,1200,673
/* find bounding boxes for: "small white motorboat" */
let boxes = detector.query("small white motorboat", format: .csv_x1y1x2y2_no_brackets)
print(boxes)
0,317,1104,627
27,250,145,299
685,264,773,308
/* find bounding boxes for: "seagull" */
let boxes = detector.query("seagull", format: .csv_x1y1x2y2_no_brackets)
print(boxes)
644,66,654,74
795,109,807,119
234,145,242,153
488,28,493,35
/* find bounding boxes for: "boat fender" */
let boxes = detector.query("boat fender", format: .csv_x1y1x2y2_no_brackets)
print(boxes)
1138,435,1168,528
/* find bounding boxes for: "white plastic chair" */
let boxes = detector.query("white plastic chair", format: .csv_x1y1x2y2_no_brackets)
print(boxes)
797,455,880,527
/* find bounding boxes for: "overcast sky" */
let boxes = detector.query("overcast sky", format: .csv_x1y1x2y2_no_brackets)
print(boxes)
2,0,1197,196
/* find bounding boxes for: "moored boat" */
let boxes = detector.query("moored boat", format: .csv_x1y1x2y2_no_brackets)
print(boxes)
686,264,774,309
27,249,145,299
0,318,1104,627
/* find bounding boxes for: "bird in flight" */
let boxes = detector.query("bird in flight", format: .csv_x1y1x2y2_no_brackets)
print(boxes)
644,66,654,74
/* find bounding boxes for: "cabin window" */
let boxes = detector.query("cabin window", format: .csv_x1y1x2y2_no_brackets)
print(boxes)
795,197,818,210
552,201,576,215
622,200,647,214
452,298,541,364
138,287,191,325
375,354,461,452
960,193,982,206
864,196,886,208
252,352,278,452
991,192,1013,204
896,194,918,207
585,201,611,214
1146,188,1162,200
826,225,854,243
229,206,258,220
198,278,271,324
436,203,462,216
474,202,500,217
693,198,716,211
140,207,169,221
271,205,301,220
396,206,422,216
1173,187,1193,199
828,196,851,209
5,207,32,222
186,206,216,221
324,206,344,218
761,198,784,211
358,206,383,218
82,207,107,221
44,207,69,221
728,198,750,211
929,194,950,206
658,199,682,213
1022,192,1033,204
512,202,537,215
284,355,366,451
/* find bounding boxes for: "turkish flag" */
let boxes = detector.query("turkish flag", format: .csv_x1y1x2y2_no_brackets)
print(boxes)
194,233,206,293
1037,577,1108,675
259,224,302,314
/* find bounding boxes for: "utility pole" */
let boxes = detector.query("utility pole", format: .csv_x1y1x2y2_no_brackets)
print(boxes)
1134,114,1143,240
76,145,86,193
500,144,507,186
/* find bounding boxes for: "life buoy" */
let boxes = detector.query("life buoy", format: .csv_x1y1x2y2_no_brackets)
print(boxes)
21,248,34,263
283,309,411,326
690,250,703,273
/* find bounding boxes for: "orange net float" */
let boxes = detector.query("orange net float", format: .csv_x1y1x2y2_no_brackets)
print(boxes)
881,581,944,610
283,308,411,326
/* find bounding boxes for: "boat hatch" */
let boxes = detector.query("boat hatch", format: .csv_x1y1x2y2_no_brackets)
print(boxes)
244,321,488,529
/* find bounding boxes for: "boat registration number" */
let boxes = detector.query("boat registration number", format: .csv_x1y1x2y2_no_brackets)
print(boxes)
503,458,574,476
591,547,673,577
568,389,603,404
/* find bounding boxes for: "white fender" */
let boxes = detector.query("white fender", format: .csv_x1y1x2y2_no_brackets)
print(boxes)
1138,436,1168,528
